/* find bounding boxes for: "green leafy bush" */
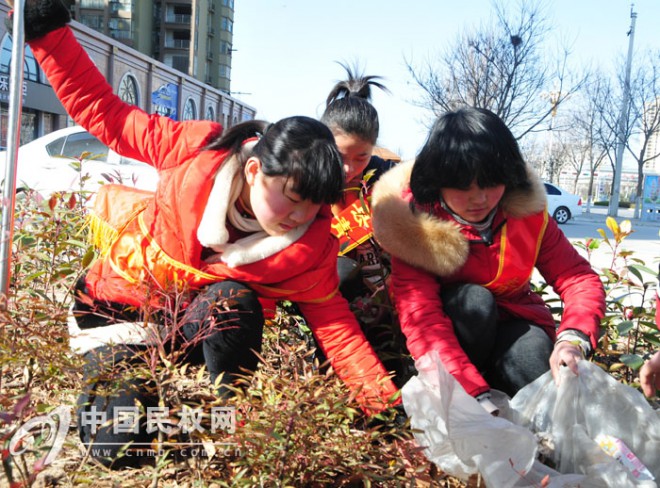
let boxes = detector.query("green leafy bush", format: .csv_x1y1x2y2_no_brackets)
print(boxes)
0,184,657,487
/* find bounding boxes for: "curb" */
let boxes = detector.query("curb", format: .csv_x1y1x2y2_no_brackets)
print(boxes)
574,212,660,229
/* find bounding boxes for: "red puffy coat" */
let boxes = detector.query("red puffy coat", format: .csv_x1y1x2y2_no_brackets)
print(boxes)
371,161,606,397
29,27,399,413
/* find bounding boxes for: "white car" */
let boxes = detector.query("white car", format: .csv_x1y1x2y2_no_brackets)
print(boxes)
0,126,158,198
544,182,582,224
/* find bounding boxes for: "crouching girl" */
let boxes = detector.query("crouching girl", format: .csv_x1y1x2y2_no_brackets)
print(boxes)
371,107,605,414
9,0,399,468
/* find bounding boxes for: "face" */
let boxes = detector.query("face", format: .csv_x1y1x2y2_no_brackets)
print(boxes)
333,132,374,182
440,181,506,223
244,157,321,236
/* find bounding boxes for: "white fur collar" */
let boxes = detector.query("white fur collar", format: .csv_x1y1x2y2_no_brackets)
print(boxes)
196,145,310,268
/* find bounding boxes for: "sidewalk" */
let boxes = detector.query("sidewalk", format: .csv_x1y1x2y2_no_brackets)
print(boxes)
574,206,660,228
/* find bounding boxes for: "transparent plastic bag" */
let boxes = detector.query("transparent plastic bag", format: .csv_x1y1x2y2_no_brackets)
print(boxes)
511,360,660,486
402,351,660,487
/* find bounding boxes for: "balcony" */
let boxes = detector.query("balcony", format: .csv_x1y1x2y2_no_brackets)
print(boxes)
165,14,192,24
164,39,191,49
79,0,105,9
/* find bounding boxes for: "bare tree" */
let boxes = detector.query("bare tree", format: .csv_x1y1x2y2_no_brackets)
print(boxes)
624,50,660,205
571,72,617,210
556,132,588,193
406,0,585,140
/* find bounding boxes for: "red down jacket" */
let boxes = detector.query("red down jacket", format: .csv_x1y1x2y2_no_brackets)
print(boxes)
29,26,399,413
371,161,606,397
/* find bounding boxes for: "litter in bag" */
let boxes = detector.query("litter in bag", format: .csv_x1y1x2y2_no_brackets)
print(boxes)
401,351,537,487
511,360,660,486
402,351,660,487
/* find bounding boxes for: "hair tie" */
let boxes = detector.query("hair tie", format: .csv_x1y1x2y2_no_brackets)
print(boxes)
242,136,260,146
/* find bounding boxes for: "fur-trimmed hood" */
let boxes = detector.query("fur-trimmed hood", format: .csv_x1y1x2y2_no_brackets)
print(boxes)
371,160,547,277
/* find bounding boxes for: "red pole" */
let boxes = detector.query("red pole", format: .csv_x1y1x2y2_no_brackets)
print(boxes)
0,0,26,309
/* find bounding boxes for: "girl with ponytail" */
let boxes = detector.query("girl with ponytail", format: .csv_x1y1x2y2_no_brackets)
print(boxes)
9,1,399,468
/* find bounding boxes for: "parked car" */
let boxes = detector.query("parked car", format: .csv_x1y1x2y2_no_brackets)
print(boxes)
544,182,582,224
0,126,158,198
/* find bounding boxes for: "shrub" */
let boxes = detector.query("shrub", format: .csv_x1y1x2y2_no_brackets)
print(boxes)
1,183,657,487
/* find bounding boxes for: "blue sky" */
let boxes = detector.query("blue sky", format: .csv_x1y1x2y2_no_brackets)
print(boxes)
230,1,660,160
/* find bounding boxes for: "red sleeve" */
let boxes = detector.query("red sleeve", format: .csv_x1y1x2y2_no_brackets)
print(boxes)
535,218,605,348
299,293,400,415
28,27,222,171
390,256,490,397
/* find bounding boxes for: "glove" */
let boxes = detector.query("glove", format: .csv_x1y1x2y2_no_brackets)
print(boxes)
6,0,71,41
556,329,592,357
476,391,499,416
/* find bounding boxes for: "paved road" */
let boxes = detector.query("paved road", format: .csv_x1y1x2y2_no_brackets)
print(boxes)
560,207,660,274
533,208,659,308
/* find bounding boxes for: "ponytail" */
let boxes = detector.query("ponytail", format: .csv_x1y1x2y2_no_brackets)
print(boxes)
204,119,269,157
321,62,388,144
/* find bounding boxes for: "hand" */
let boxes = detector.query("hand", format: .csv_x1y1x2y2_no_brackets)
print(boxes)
359,403,408,433
640,351,660,398
6,0,71,42
549,340,583,385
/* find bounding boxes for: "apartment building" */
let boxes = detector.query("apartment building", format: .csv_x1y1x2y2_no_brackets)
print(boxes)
0,3,254,148
644,97,660,174
71,0,234,93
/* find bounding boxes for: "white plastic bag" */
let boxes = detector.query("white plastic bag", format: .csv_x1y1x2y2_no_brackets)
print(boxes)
402,352,660,487
401,351,538,487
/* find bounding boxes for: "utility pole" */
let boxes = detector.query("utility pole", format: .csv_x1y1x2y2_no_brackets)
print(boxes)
0,0,26,308
608,4,637,217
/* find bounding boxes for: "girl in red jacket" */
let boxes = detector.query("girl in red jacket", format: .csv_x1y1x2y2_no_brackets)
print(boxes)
372,107,606,414
11,0,398,468
320,66,410,384
322,64,397,298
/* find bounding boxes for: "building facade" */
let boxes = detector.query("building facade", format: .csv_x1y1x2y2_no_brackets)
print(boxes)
71,0,234,93
0,4,254,149
644,97,660,174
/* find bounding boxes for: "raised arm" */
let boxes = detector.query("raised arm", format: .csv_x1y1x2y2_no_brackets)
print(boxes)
15,2,221,170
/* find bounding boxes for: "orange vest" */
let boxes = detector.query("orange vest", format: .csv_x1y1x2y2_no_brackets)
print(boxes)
87,184,339,307
481,211,548,297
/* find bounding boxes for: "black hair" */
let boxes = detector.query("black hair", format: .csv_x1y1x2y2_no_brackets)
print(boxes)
320,63,388,145
205,117,344,205
410,107,531,205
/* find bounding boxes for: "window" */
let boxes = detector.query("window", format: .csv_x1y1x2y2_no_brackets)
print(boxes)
47,132,108,161
220,41,232,54
0,35,40,82
45,136,65,157
206,106,215,121
118,73,139,106
171,55,189,73
544,183,561,196
221,17,233,33
80,14,104,30
219,64,231,78
183,98,197,120
80,0,105,7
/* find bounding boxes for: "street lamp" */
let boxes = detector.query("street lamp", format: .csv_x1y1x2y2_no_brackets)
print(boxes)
608,5,637,217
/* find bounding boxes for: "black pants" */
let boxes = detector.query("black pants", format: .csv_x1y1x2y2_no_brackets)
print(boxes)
441,283,553,396
74,280,263,469
336,256,414,389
